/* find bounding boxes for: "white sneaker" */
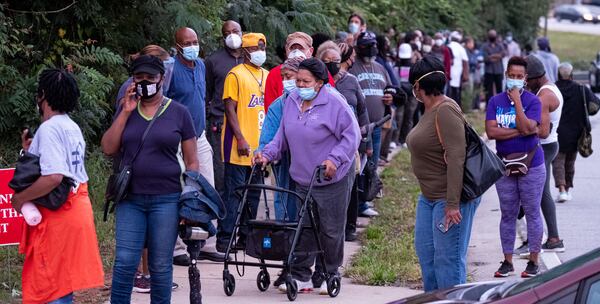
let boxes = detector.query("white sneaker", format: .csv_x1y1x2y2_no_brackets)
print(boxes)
566,191,572,201
401,143,408,149
557,191,568,202
319,281,328,295
278,279,313,293
360,208,379,217
365,201,374,208
389,142,397,149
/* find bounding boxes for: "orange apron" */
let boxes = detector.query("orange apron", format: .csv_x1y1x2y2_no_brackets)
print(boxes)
19,183,105,304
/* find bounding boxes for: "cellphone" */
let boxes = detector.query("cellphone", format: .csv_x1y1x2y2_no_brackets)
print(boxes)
436,217,454,234
22,127,33,139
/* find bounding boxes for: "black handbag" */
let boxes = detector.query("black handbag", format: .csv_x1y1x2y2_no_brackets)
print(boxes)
9,151,75,210
435,101,506,202
578,85,593,158
245,219,297,261
103,99,167,221
358,159,383,202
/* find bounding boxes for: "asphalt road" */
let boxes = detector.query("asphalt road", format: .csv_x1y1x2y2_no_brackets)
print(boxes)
553,100,600,262
540,17,600,36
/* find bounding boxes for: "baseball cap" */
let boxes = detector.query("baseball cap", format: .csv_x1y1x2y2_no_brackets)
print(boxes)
526,55,546,79
450,31,462,41
286,32,312,51
537,37,550,52
242,33,267,48
398,43,412,59
131,55,165,75
356,31,377,46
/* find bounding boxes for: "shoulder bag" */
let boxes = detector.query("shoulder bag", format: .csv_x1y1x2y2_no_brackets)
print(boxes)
578,85,593,158
103,98,167,221
435,101,506,202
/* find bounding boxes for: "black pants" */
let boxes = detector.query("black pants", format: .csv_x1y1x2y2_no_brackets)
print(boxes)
448,86,462,108
394,97,418,145
345,176,359,234
207,118,224,197
484,73,504,104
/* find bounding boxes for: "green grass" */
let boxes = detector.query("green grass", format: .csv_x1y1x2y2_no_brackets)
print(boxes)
465,110,486,136
547,31,600,70
346,151,422,287
0,147,114,302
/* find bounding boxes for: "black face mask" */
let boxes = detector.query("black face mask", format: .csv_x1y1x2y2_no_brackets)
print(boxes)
325,62,341,76
488,36,497,43
356,45,378,59
136,79,161,100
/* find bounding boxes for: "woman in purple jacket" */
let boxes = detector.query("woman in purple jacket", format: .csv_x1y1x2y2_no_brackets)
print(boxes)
254,58,361,295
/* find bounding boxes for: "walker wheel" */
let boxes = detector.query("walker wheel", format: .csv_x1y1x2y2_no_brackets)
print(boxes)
286,278,298,301
223,273,236,296
327,276,341,297
256,269,270,292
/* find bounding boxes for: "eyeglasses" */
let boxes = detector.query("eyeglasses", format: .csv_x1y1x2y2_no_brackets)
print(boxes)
178,41,199,48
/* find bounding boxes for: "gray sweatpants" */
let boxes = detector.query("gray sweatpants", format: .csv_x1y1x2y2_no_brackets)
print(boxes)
291,168,354,282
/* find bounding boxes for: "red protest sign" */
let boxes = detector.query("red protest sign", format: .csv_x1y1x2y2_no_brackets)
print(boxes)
0,168,23,246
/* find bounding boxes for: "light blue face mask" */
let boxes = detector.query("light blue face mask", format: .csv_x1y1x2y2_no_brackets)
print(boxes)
298,87,317,100
163,56,175,65
181,45,199,61
283,79,296,94
506,78,525,91
348,22,360,34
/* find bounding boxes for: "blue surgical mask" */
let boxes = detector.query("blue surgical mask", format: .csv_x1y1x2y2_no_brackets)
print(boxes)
283,79,296,93
298,87,317,100
163,56,175,65
250,50,267,67
506,78,525,91
181,45,199,61
348,22,360,34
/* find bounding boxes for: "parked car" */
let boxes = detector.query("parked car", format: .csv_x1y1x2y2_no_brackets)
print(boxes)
554,4,600,23
389,247,600,304
590,51,600,93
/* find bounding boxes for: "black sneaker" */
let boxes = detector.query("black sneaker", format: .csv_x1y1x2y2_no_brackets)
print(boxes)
542,239,565,252
514,241,529,257
173,254,191,266
494,260,514,277
345,231,358,242
273,270,287,287
521,261,539,277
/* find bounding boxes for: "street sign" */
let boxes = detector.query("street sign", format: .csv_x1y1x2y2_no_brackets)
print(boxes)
0,168,23,246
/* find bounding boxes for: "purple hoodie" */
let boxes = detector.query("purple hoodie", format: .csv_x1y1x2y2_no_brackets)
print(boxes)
262,86,360,186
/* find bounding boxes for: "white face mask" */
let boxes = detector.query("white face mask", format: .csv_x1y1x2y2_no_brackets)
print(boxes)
415,40,422,50
287,49,307,60
225,33,242,49
249,50,267,67
435,39,444,47
348,22,360,34
422,45,432,53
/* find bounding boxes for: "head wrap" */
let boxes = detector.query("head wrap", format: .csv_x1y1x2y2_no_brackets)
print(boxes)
242,33,267,48
299,58,329,82
281,57,303,72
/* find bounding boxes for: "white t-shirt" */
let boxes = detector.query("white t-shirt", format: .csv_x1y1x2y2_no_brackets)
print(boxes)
28,114,89,183
448,41,468,88
537,84,563,144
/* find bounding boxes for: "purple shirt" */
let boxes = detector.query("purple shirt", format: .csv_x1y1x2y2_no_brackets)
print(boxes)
120,99,196,194
262,86,361,187
486,90,544,167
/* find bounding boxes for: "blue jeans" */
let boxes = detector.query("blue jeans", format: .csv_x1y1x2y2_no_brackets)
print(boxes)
359,126,382,213
414,194,481,292
111,192,180,304
217,163,261,248
48,293,73,304
273,153,297,221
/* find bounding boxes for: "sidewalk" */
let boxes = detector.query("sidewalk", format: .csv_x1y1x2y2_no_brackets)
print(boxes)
132,149,420,303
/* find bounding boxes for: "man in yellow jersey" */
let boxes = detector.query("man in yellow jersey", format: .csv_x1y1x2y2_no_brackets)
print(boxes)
216,33,269,252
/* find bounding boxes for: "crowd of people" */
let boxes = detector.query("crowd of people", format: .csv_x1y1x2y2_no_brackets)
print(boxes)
10,11,600,303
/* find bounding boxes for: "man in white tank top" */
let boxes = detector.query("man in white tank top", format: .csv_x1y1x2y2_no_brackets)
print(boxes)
524,55,565,253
